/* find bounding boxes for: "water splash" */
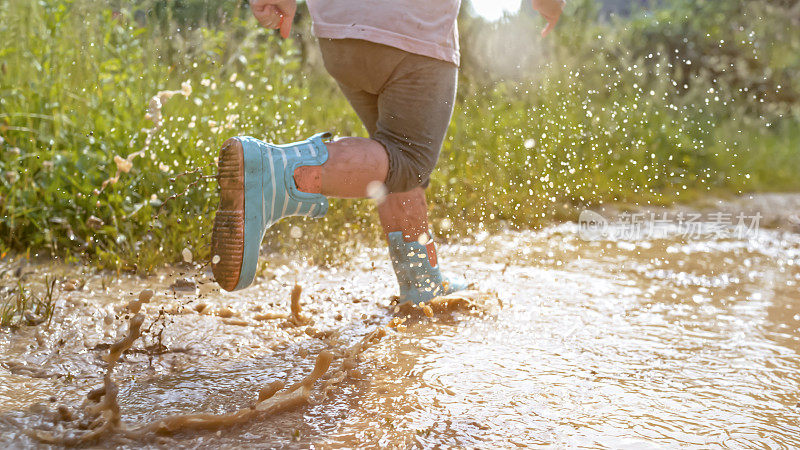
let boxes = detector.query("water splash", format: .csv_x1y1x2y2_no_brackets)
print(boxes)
101,81,193,191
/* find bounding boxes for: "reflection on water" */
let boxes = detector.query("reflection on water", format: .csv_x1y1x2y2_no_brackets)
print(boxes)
0,223,798,447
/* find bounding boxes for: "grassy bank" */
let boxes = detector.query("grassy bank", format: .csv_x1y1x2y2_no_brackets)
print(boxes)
1,0,799,272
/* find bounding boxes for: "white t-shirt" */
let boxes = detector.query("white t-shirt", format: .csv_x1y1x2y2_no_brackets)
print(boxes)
306,0,461,65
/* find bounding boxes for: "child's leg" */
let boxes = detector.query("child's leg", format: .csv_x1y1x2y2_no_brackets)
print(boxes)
293,144,434,264
317,40,461,298
377,187,436,266
211,39,464,299
293,137,388,198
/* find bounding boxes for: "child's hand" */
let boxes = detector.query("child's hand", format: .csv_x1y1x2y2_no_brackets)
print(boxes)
531,0,566,37
249,0,297,39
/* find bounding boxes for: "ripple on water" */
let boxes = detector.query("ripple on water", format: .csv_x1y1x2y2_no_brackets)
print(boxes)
0,227,798,447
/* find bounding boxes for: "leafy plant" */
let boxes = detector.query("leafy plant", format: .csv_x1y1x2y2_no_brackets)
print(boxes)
0,0,798,271
0,276,58,328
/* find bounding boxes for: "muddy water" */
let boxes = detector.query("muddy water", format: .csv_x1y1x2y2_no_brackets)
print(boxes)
0,221,798,448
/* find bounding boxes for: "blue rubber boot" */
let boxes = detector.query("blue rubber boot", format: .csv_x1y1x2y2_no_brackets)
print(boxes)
212,132,330,291
387,231,467,305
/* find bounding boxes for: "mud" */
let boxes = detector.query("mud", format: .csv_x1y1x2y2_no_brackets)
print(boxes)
102,82,193,190
0,208,799,447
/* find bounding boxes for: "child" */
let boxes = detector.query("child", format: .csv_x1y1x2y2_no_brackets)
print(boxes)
211,0,564,304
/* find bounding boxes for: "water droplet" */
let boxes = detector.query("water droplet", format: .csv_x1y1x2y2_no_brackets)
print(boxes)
440,218,452,231
290,226,302,239
366,181,388,203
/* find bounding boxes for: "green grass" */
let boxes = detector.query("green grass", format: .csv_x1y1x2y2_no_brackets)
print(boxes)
0,0,798,272
0,276,58,328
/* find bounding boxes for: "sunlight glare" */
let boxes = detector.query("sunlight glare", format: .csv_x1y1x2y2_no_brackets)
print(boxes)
470,0,521,21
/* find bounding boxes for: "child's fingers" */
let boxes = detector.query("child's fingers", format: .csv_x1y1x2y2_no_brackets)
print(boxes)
254,5,286,30
279,13,292,38
541,16,558,37
536,0,564,38
278,4,296,38
254,8,277,28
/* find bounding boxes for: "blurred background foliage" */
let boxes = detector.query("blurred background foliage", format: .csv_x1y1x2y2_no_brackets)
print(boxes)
0,0,798,272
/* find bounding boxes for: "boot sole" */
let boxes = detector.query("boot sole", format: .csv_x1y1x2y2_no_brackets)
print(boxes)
211,138,245,291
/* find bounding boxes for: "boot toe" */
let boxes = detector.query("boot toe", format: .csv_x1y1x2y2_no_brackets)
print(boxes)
442,273,469,295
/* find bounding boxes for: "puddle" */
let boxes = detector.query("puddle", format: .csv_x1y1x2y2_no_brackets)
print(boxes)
0,222,798,447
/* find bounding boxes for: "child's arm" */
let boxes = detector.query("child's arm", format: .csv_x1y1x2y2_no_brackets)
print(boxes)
249,0,297,38
531,0,566,37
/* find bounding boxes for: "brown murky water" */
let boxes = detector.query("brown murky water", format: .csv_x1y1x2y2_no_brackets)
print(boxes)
0,219,799,448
